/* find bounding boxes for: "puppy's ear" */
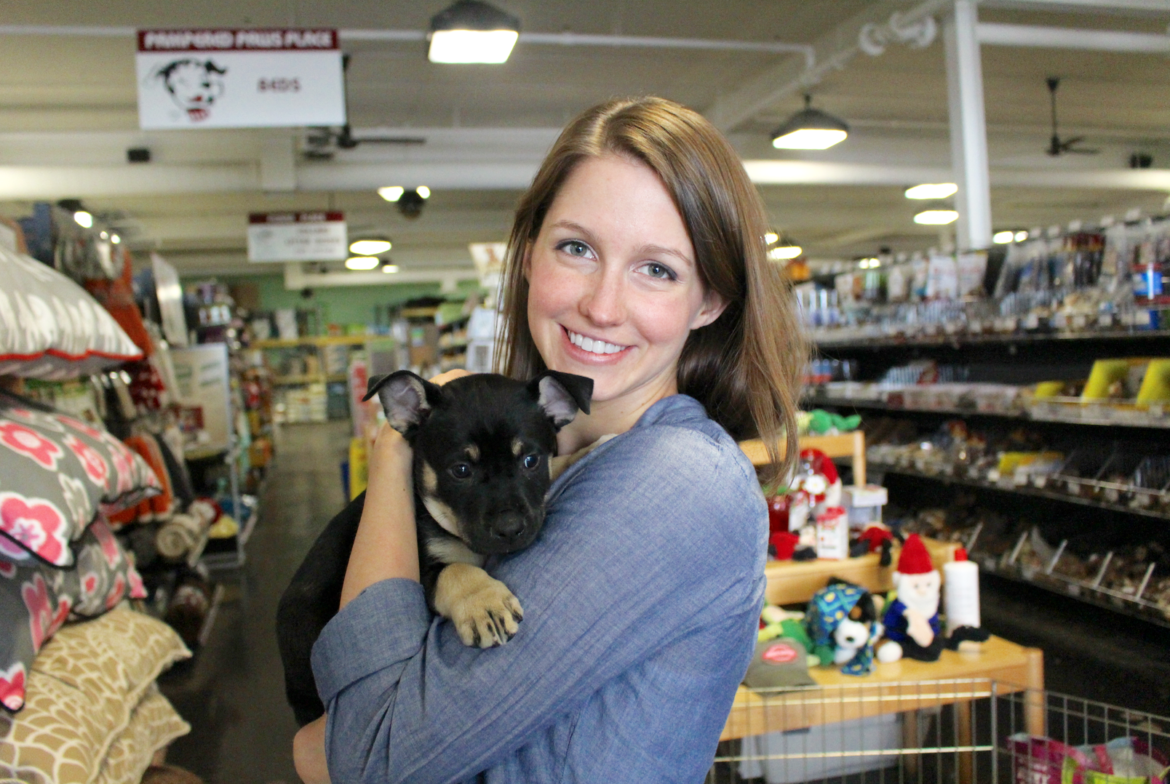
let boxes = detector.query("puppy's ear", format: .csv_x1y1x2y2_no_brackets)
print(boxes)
528,371,593,430
364,371,441,435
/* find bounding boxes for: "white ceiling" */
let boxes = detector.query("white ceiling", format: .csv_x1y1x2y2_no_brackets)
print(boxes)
1,0,1169,280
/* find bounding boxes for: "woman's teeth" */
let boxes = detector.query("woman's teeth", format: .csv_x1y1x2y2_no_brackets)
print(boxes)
567,329,625,355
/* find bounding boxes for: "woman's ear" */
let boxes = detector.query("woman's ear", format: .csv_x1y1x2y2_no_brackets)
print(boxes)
690,290,728,330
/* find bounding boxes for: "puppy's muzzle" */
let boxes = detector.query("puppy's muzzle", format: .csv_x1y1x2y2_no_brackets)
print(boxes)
489,512,527,544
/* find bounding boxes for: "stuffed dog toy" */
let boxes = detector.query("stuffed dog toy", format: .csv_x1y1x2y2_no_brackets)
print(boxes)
806,579,885,676
276,369,593,726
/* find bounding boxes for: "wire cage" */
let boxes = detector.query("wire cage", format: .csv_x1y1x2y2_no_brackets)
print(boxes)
706,679,1170,783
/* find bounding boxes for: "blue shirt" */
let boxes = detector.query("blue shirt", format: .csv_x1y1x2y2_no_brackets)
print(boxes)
312,394,768,783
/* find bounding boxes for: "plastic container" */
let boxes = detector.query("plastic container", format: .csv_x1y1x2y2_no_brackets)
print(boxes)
943,548,981,634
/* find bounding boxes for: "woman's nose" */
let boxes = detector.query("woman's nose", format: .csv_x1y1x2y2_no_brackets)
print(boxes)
579,269,626,326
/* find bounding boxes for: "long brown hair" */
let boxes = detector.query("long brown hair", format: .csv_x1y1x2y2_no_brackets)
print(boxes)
496,97,807,482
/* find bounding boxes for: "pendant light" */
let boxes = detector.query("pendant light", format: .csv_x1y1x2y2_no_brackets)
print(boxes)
428,0,520,64
771,95,849,150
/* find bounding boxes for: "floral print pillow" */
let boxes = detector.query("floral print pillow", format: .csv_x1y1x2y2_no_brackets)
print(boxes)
0,517,147,712
0,402,160,567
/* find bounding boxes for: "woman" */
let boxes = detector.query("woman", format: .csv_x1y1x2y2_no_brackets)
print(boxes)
295,96,806,783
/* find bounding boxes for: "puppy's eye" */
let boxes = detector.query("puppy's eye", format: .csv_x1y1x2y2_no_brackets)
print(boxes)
522,454,540,470
450,463,472,480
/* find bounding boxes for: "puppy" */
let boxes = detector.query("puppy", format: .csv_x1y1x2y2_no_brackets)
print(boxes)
276,370,593,727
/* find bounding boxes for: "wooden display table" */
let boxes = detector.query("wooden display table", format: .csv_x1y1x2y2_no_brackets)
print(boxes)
763,538,960,606
740,431,866,485
722,635,1045,741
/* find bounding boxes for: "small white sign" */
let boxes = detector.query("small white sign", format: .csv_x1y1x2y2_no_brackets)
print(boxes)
247,212,348,262
136,29,345,129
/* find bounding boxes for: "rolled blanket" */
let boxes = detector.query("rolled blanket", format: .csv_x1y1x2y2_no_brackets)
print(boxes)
155,513,202,561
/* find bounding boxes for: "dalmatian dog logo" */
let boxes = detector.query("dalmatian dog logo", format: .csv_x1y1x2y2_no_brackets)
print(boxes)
148,58,227,122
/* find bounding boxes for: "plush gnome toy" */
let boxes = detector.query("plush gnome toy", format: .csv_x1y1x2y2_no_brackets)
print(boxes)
877,534,944,663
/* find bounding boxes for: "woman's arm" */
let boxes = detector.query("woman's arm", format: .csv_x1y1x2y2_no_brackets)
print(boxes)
339,424,419,607
311,422,765,784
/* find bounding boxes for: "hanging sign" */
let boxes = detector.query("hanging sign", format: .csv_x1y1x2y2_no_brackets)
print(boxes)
136,29,345,129
247,212,348,263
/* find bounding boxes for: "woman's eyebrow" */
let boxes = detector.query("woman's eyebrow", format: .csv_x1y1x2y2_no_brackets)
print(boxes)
549,220,694,268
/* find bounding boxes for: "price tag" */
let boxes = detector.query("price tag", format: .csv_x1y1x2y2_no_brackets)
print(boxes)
1136,310,1153,327
1098,314,1114,328
1024,313,1041,330
968,319,982,334
1071,314,1088,330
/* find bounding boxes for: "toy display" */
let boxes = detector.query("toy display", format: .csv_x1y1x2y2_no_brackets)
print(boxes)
805,580,885,676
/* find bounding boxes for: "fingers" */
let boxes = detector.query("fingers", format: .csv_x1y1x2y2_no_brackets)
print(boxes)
429,368,473,386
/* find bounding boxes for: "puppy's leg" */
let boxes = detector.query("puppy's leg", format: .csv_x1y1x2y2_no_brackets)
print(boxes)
433,563,524,648
549,434,616,481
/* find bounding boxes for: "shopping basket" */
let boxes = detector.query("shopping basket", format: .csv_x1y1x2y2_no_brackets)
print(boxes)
706,679,1170,784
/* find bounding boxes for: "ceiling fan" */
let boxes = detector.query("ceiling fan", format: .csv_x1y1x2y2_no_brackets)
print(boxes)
1045,77,1098,157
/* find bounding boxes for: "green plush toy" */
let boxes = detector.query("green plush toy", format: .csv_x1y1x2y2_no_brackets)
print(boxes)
802,409,862,436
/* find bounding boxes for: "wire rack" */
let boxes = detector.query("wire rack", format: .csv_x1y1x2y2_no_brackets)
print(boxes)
706,679,1170,783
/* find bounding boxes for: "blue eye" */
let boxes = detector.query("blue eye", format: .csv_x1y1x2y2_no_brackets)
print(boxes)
558,240,590,257
642,262,676,280
450,463,472,479
522,454,540,470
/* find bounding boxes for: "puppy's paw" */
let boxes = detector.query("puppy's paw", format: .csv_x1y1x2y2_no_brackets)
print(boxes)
434,563,524,648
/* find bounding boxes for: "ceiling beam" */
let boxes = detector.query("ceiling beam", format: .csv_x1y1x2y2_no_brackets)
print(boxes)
705,0,951,133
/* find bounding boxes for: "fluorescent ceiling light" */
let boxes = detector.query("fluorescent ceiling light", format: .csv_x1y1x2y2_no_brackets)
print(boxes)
345,256,380,271
428,0,520,64
764,231,779,245
349,238,392,255
768,245,803,261
110,234,121,244
914,209,959,225
993,230,1015,244
73,211,93,228
858,257,880,269
378,186,405,202
905,183,958,200
382,264,400,274
1014,230,1029,242
771,95,849,150
416,185,431,199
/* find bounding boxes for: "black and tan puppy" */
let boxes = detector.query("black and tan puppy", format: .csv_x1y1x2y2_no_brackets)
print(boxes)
276,369,593,726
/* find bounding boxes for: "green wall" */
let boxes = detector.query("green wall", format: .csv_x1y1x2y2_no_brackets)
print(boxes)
205,272,481,328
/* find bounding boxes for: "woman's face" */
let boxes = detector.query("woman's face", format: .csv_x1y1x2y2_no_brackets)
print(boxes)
526,154,725,409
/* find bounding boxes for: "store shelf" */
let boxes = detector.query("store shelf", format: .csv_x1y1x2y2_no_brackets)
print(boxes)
812,328,1170,351
980,559,1170,629
872,462,1170,522
271,373,348,386
252,335,374,349
806,393,1170,431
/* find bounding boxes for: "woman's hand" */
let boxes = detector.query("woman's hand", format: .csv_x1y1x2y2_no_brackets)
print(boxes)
430,368,472,386
293,716,330,784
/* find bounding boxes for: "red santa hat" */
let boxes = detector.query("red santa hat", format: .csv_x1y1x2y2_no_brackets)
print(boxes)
896,534,933,575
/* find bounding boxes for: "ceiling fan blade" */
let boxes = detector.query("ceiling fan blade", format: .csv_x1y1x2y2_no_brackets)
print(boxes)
1060,136,1085,149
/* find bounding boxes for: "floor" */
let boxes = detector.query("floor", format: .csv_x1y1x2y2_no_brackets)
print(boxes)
157,421,1170,784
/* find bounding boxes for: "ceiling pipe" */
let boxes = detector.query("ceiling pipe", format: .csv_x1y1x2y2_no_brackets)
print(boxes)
977,22,1170,53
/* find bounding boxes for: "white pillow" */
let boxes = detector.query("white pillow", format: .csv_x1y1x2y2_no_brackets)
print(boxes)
0,247,143,379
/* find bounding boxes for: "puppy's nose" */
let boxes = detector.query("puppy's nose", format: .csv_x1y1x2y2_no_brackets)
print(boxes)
490,513,526,542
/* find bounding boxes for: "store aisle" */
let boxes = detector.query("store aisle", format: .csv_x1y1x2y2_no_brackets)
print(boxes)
160,421,353,784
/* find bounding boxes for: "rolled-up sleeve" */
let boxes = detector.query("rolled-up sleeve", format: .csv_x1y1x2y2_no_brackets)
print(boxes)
311,416,765,784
